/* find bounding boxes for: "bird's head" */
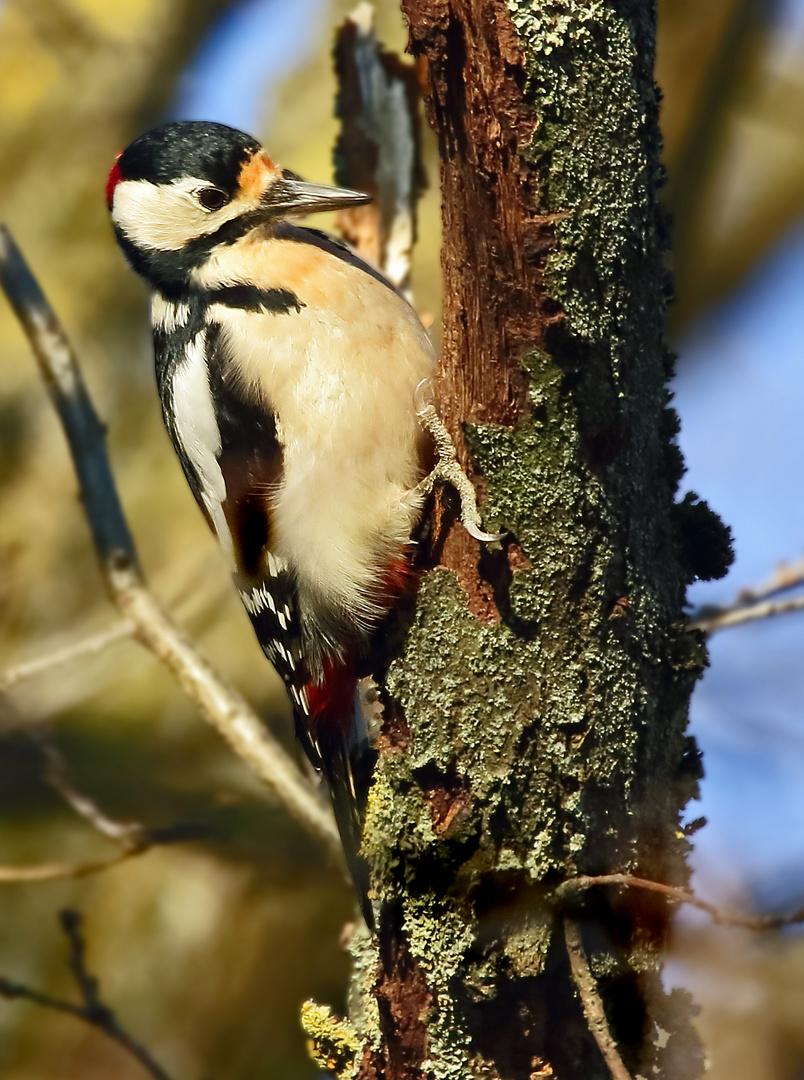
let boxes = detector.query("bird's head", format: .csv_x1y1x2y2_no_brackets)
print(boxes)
107,120,370,296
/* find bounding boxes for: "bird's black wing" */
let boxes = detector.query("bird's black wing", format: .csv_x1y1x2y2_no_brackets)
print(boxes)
200,320,315,722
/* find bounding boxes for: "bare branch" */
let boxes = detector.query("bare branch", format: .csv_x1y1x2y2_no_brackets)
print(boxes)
560,874,804,931
0,561,229,700
36,733,147,844
0,734,214,884
689,553,804,634
563,918,633,1080
0,852,133,884
0,821,215,885
0,225,137,572
110,561,340,852
735,555,804,605
691,592,804,634
0,622,134,693
0,221,341,861
0,909,175,1080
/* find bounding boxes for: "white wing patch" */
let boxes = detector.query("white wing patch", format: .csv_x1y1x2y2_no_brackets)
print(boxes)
238,572,290,617
289,684,310,715
152,294,191,332
171,330,236,569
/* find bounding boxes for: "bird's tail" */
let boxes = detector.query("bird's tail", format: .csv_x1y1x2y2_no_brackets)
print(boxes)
321,735,376,931
299,660,377,931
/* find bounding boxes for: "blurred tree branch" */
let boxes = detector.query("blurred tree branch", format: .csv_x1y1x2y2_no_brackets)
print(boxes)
0,820,206,884
333,1,424,293
564,918,633,1080
0,733,212,884
690,553,804,633
560,874,804,932
728,554,804,604
0,909,176,1080
0,621,133,693
691,592,804,634
666,0,767,328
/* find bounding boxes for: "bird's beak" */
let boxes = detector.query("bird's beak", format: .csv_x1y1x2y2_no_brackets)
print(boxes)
262,176,371,216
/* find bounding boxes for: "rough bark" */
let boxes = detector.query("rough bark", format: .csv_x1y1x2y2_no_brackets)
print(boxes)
306,2,732,1077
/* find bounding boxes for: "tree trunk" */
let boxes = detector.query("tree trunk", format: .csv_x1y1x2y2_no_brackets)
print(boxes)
305,2,732,1077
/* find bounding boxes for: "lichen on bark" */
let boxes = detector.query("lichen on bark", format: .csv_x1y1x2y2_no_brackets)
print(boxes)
312,2,731,1077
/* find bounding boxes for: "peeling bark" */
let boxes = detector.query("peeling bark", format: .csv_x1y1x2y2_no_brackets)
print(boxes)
356,907,432,1080
308,2,732,1077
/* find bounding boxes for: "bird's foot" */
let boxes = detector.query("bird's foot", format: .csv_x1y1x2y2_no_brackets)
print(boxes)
413,380,504,543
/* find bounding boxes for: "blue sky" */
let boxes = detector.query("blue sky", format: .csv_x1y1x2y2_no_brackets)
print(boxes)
171,0,327,134
174,0,804,910
674,227,804,902
775,0,804,43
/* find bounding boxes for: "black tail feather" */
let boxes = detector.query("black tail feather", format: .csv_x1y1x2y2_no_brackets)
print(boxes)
321,739,376,931
292,672,378,930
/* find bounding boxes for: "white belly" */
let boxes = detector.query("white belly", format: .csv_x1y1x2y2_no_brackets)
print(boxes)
211,273,437,635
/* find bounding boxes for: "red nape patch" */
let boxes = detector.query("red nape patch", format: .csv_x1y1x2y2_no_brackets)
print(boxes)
105,155,123,210
306,657,357,732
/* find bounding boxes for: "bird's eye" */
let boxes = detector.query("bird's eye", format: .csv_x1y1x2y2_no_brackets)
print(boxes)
197,187,229,211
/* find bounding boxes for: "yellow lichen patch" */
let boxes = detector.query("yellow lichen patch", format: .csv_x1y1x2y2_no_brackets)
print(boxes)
300,1000,361,1079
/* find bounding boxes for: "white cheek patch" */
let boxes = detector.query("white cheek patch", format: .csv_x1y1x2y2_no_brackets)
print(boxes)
171,330,236,568
113,178,246,252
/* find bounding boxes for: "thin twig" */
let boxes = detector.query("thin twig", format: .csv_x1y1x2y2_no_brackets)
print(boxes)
735,555,804,605
563,917,633,1080
0,622,134,692
560,874,804,931
0,560,230,699
0,732,214,884
0,734,214,882
37,733,146,843
690,592,804,635
0,222,341,861
0,909,174,1080
0,852,133,883
689,553,804,634
0,823,214,885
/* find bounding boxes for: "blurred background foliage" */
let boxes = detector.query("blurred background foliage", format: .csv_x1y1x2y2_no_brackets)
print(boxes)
0,0,803,1076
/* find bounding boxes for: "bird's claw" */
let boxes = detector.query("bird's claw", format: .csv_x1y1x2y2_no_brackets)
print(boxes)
414,379,505,544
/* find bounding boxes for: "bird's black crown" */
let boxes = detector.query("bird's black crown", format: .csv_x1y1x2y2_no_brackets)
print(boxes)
117,121,261,193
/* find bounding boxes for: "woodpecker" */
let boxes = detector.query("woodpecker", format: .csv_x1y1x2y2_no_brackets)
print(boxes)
107,120,449,924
